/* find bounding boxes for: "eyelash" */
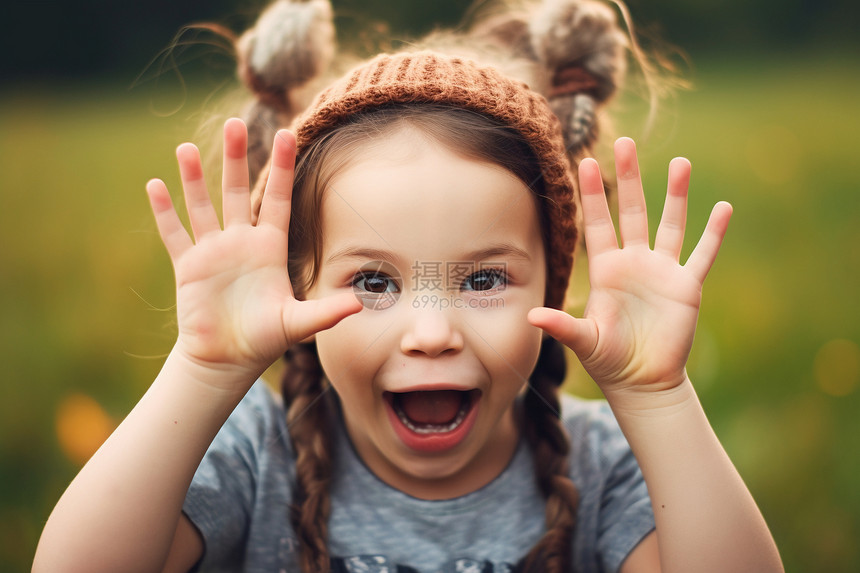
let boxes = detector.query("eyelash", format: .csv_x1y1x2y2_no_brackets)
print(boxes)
461,267,507,293
351,271,401,294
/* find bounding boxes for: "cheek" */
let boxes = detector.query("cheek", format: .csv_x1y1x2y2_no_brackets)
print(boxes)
314,320,357,383
466,304,544,382
313,311,392,386
313,315,355,393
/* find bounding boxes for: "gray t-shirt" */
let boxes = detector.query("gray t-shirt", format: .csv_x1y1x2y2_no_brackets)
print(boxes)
183,382,654,572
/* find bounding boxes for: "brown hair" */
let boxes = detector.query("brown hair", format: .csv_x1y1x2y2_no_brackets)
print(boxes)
283,104,576,572
286,103,547,296
254,49,580,310
221,0,659,569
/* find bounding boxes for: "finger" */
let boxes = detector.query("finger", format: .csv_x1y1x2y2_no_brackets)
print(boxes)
578,158,619,256
286,292,363,344
686,201,733,283
654,157,690,260
528,307,598,361
146,178,193,261
221,118,251,228
257,130,297,233
176,143,220,240
614,138,650,247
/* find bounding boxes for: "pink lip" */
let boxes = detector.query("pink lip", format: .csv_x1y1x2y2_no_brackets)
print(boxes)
384,383,476,393
383,390,481,453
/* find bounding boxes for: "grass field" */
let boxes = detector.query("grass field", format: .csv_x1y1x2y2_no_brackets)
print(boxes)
2,54,859,571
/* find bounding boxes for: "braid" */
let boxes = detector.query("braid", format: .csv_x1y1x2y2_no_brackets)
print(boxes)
530,0,627,154
235,0,336,186
281,342,333,572
457,0,626,156
242,101,280,188
517,337,579,572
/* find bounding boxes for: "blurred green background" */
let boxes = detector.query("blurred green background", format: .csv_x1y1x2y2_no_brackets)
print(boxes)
2,1,858,571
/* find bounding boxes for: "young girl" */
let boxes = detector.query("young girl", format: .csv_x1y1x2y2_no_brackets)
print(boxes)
34,0,783,571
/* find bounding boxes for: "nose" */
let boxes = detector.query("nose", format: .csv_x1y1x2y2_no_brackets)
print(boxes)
400,304,464,357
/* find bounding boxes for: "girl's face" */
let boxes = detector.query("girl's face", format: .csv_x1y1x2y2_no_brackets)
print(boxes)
306,128,547,500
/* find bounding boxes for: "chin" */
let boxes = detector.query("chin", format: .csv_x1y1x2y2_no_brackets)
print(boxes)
386,452,479,499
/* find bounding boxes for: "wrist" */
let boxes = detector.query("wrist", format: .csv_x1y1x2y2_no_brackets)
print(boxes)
162,345,265,405
602,373,699,418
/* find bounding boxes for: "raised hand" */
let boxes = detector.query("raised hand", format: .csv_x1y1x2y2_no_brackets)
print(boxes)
529,138,732,403
146,119,361,384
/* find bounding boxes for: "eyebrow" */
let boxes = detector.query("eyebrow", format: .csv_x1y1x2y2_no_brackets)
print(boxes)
325,243,532,265
325,247,402,266
464,243,533,262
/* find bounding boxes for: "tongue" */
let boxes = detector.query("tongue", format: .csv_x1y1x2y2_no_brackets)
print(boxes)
398,390,464,425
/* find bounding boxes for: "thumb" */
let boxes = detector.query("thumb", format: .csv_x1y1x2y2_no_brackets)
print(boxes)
285,292,363,345
528,307,598,361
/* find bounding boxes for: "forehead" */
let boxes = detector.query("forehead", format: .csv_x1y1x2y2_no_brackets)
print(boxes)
319,130,545,262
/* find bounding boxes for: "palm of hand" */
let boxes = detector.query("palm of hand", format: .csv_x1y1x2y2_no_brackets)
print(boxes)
578,244,704,392
172,223,294,370
529,138,732,399
146,120,360,382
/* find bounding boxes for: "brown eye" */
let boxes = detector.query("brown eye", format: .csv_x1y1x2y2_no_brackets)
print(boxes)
351,260,402,310
462,268,506,292
353,272,399,294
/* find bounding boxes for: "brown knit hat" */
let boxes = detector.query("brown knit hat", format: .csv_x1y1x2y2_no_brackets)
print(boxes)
254,50,578,309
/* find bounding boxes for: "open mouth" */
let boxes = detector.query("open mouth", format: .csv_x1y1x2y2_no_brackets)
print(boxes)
383,389,481,452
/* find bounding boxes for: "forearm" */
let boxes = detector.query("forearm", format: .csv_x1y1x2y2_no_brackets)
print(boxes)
33,349,254,573
606,378,783,573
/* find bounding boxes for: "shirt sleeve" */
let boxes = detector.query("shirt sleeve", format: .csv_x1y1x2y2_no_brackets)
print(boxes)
182,381,288,570
562,395,656,573
596,428,655,571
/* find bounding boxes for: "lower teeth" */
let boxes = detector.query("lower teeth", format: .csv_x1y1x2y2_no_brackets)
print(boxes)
394,399,469,434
